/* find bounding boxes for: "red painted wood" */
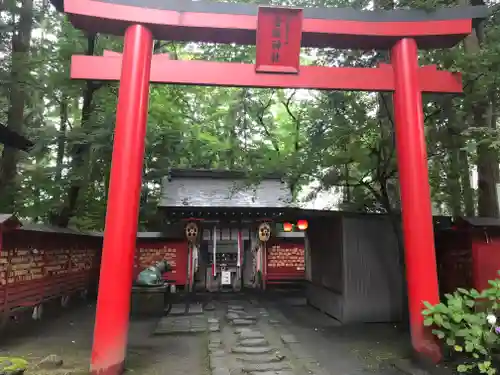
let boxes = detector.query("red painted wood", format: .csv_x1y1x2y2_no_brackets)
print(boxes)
91,24,153,375
266,242,305,282
60,0,479,367
63,0,472,49
0,241,99,314
70,56,464,94
134,241,188,286
255,7,302,73
472,238,500,292
392,38,441,363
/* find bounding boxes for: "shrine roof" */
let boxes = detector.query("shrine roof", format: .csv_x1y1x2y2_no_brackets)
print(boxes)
0,214,17,225
458,217,500,228
168,169,284,181
52,0,489,50
19,222,91,235
86,231,184,239
159,169,291,210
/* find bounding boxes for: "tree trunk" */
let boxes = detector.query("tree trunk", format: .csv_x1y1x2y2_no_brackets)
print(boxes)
462,0,499,217
225,90,245,169
0,0,34,212
54,95,68,185
442,98,463,216
476,97,499,217
459,149,475,216
50,34,100,227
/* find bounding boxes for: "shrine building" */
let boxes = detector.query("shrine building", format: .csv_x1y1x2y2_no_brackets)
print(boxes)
135,168,407,325
157,169,307,291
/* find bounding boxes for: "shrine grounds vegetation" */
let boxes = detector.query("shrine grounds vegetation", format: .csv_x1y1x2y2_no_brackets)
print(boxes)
423,272,500,375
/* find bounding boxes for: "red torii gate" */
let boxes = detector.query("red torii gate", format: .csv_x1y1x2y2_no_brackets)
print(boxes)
50,0,487,373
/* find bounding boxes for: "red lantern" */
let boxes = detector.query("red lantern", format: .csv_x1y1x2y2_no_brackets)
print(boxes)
283,222,293,232
297,219,308,231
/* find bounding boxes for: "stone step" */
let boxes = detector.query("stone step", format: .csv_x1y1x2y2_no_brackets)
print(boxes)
154,316,207,335
234,328,252,334
169,304,204,316
242,362,292,372
154,326,206,335
226,312,240,320
209,324,221,332
239,338,269,347
236,354,286,364
280,334,299,344
231,319,256,326
227,313,257,321
238,331,265,339
247,371,295,375
231,346,275,355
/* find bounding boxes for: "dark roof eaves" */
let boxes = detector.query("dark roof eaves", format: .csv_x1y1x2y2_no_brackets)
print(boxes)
167,169,285,181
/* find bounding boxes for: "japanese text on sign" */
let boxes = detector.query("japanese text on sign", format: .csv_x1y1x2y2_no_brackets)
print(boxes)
256,7,303,74
271,15,292,63
267,245,305,271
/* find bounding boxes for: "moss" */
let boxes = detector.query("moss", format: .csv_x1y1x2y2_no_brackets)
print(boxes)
0,357,29,374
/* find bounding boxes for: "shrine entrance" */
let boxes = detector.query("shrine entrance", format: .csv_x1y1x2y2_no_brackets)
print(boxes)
52,0,488,373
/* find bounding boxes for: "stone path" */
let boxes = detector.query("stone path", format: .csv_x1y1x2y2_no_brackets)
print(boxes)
154,315,208,335
170,303,204,316
206,301,331,375
154,303,220,335
143,297,412,375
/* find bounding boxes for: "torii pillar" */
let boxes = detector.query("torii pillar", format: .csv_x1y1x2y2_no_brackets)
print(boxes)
48,0,488,373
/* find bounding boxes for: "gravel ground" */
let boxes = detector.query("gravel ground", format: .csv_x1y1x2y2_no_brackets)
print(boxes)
0,303,209,375
265,299,409,375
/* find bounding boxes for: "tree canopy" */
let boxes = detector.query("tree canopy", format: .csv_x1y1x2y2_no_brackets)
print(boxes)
0,0,499,230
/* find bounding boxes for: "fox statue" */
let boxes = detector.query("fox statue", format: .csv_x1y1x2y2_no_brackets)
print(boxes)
135,259,171,287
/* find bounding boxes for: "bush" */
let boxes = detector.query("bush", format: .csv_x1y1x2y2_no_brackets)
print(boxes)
423,277,500,375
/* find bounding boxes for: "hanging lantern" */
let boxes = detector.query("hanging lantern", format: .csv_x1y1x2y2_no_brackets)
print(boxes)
185,222,199,243
297,220,308,231
283,222,293,232
258,222,271,242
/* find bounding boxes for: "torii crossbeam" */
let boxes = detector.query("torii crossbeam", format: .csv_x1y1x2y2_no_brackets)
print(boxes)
73,53,463,92
49,0,489,374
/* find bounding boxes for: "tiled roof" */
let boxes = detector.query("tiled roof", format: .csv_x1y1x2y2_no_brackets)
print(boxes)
159,169,292,208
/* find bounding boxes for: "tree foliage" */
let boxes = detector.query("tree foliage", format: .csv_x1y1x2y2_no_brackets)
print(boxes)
0,0,498,230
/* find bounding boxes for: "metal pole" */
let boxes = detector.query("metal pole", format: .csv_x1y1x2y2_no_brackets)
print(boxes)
90,24,153,375
391,38,441,363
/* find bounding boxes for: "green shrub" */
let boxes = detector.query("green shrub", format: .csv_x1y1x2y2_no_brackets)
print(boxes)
423,277,500,375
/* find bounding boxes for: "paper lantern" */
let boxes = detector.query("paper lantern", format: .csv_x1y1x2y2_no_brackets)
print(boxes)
297,219,308,231
258,222,271,242
283,222,293,232
185,222,199,242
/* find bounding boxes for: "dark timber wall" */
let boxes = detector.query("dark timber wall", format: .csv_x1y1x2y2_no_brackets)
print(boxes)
306,214,403,324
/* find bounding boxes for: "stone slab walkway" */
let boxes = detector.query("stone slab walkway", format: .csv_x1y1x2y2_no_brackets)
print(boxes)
154,315,208,335
206,300,333,375
170,303,204,316
154,305,221,335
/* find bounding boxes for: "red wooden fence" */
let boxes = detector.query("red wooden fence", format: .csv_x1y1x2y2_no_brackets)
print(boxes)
0,222,101,325
134,240,188,287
